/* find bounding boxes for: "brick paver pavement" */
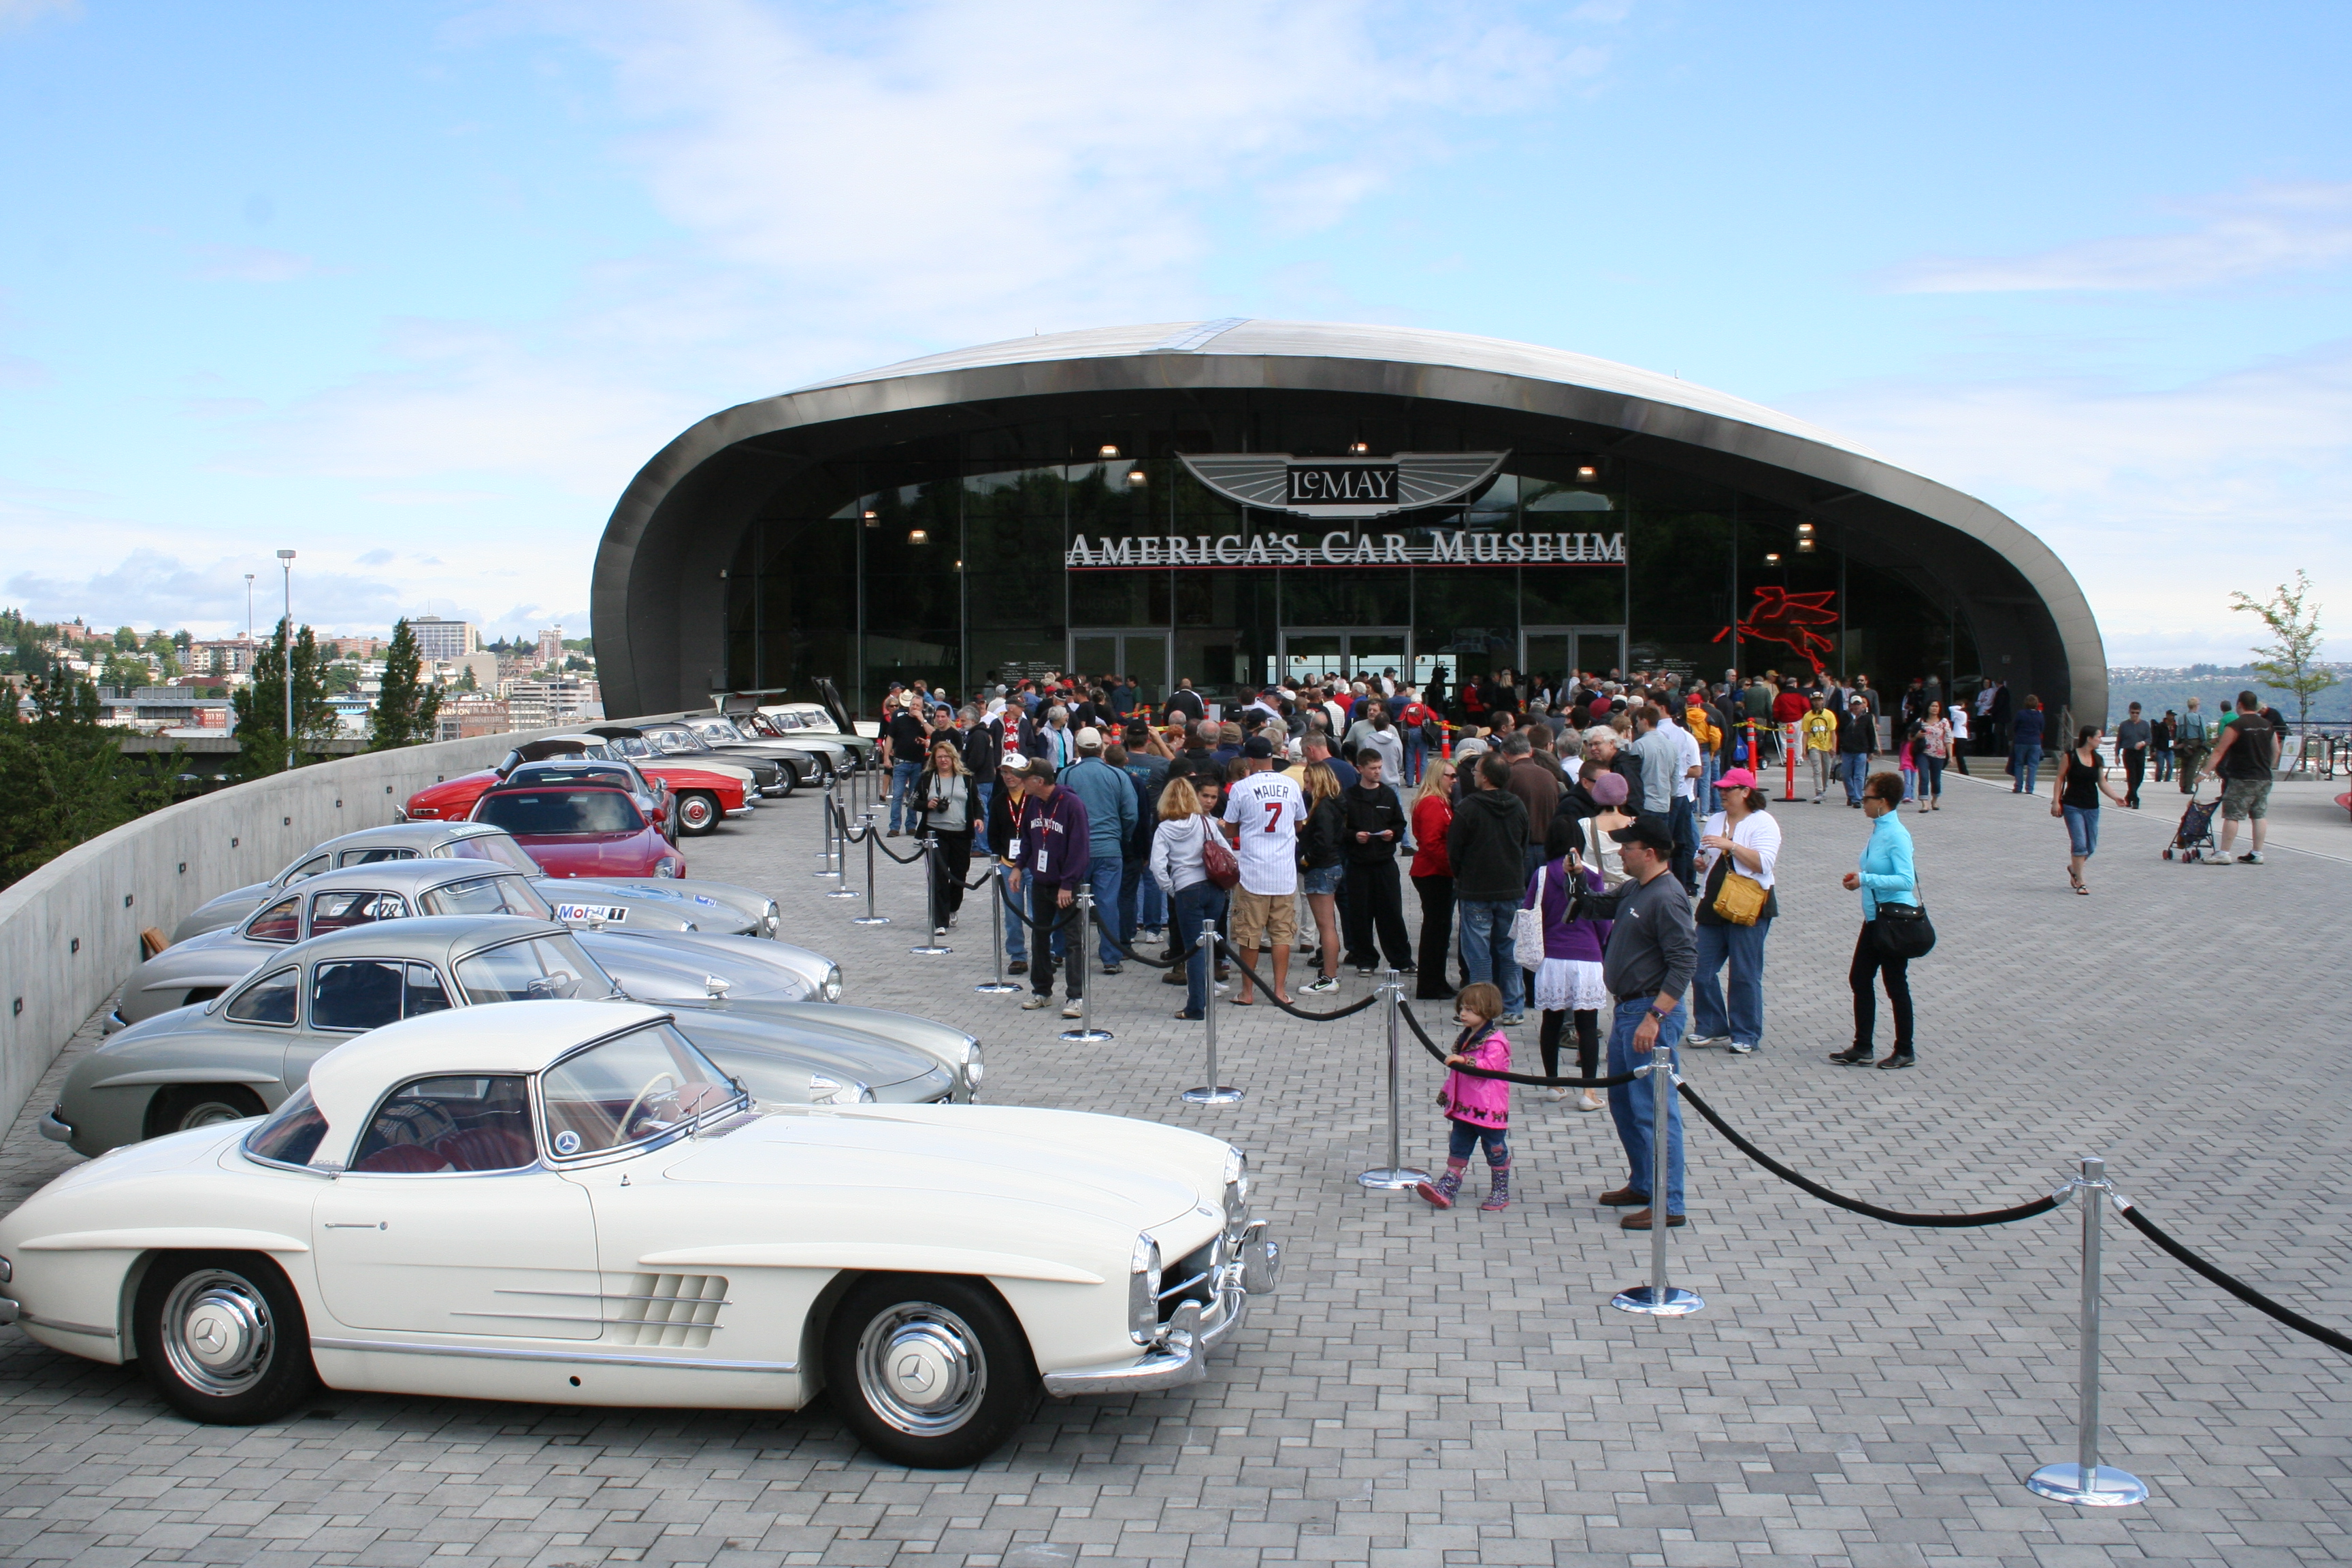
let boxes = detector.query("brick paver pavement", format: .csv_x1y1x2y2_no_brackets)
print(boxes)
1,766,2346,1567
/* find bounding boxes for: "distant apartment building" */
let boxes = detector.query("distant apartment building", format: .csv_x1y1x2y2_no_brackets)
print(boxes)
94,686,233,732
326,636,388,660
536,625,565,669
406,617,477,663
54,619,95,643
191,638,259,676
500,676,600,731
437,692,512,742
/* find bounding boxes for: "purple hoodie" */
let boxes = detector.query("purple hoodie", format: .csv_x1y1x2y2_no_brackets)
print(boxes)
1013,785,1092,884
1521,858,1611,962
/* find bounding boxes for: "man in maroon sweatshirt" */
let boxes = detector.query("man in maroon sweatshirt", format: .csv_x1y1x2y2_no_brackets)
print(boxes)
1007,759,1094,1018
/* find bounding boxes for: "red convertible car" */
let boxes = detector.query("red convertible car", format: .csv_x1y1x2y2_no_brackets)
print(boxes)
403,736,750,836
468,780,685,879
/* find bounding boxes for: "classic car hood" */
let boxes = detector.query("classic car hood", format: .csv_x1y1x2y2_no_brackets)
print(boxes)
579,931,810,1003
519,832,666,876
668,998,964,1082
664,1107,1203,1232
664,1008,945,1092
554,879,759,931
405,769,499,818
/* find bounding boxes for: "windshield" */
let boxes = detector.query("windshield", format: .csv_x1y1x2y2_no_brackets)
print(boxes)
512,764,634,790
648,729,708,755
540,1023,741,1157
453,934,614,1002
441,832,540,872
280,853,329,887
308,890,408,934
766,711,802,730
243,1086,329,1168
336,847,419,868
604,734,651,758
695,719,745,743
475,789,644,836
423,875,549,918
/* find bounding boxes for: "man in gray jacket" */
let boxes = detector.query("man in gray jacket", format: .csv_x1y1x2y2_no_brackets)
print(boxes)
1575,816,1696,1230
1059,728,1139,972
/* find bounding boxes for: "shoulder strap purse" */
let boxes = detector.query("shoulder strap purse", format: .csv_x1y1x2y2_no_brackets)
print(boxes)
1511,864,1547,969
1870,869,1935,959
1199,819,1241,890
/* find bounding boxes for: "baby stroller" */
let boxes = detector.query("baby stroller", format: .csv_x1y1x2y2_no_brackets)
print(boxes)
2165,793,2220,862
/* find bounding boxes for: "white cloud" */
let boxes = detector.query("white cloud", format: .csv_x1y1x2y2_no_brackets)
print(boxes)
1793,342,2352,664
0,0,75,31
189,244,321,284
1889,181,2352,293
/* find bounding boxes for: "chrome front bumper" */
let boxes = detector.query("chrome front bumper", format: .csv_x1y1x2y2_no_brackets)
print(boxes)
1041,1221,1280,1396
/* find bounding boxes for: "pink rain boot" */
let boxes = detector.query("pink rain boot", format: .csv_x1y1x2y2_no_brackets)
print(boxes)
1479,1159,1512,1211
1416,1158,1467,1210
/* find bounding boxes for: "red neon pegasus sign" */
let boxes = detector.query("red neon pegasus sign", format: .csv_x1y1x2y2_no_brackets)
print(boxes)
1712,587,1838,676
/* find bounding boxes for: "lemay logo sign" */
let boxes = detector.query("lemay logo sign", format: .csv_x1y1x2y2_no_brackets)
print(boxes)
1064,450,1626,568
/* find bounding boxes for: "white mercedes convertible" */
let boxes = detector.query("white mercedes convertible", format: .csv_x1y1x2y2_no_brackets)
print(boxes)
0,1002,1276,1467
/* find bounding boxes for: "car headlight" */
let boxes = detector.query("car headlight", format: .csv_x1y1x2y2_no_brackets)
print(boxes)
762,901,781,936
1128,1235,1162,1344
960,1039,983,1092
655,859,681,878
819,964,844,1002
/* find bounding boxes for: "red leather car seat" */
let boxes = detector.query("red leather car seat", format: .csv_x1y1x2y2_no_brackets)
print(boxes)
434,1126,534,1171
354,1143,451,1174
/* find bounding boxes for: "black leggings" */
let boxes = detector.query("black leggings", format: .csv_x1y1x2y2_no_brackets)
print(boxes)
1849,920,1913,1052
930,830,973,918
1539,1009,1599,1080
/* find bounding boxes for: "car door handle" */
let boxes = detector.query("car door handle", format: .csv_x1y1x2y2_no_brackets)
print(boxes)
323,1221,387,1230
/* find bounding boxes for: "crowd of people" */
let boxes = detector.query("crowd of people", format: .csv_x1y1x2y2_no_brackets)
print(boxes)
867,659,2289,1222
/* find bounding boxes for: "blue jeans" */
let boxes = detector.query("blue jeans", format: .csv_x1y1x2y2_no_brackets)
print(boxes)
1692,917,1770,1048
974,782,994,853
999,864,1027,962
1085,853,1124,967
2063,804,2100,858
1455,898,1524,1016
1118,855,1165,938
1606,997,1687,1214
1403,729,1426,784
1841,751,1870,804
2011,744,2042,793
1446,1120,1509,1164
887,760,921,830
1669,795,1698,889
1169,880,1227,1017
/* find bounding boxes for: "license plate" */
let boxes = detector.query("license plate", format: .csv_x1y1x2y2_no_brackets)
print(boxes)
553,902,628,924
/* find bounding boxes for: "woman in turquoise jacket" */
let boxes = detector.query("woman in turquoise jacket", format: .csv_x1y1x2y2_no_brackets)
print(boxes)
1830,771,1918,1068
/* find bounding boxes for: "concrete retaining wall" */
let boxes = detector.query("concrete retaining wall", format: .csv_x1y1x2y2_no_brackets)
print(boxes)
0,729,571,1133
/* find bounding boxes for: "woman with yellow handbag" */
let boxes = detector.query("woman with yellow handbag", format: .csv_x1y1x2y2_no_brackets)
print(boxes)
1687,766,1782,1056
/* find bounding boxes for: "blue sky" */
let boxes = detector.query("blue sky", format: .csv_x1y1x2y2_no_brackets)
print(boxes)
2,0,2347,663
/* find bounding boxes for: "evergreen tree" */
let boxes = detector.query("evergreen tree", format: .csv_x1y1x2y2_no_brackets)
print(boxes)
0,658,165,889
233,618,338,774
370,617,442,749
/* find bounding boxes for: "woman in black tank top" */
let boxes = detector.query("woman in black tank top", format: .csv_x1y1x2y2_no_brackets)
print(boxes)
2055,725,2126,894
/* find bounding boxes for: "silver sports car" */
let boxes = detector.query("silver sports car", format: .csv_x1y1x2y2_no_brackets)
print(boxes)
50,915,978,1156
120,860,843,1030
169,821,786,945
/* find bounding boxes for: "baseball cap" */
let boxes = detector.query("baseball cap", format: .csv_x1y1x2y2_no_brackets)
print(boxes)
1021,757,1058,783
1713,767,1759,789
998,752,1029,772
1242,735,1275,760
1610,817,1673,853
1075,725,1102,749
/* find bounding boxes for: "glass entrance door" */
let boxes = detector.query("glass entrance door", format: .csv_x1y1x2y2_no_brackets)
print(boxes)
1522,625,1624,687
1279,627,1412,687
1068,630,1172,702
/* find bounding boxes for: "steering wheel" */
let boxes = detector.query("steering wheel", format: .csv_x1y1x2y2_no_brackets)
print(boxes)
618,1071,679,1139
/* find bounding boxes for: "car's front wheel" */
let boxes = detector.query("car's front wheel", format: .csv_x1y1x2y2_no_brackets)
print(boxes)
144,1084,265,1141
133,1253,318,1424
676,790,721,836
823,1274,1039,1468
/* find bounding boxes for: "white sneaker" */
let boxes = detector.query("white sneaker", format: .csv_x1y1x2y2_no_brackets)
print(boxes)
1302,975,1338,995
1021,994,1052,1009
1061,1000,1085,1019
1685,1034,1729,1049
1727,1041,1757,1055
2238,851,2264,864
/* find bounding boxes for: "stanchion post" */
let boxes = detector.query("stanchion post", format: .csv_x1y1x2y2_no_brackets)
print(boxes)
1781,721,1799,801
1356,972,1430,1190
1058,886,1113,1042
974,867,1019,994
1183,916,1241,1105
826,794,860,898
909,832,951,955
1612,1047,1703,1316
851,811,890,926
2028,1156,2148,1507
815,776,836,875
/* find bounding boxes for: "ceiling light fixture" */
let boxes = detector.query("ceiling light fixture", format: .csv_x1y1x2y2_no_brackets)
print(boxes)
908,529,929,544
1127,468,1147,485
1575,464,1598,481
1348,441,1370,455
1099,444,1120,458
1763,552,1782,565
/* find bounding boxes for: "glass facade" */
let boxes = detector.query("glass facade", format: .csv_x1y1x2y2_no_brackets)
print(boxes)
724,402,1974,713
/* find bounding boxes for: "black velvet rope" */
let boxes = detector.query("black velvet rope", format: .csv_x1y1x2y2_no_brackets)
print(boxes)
1396,997,1642,1088
1211,939,1383,1020
1676,1081,2064,1228
2116,1200,2352,1357
1087,902,1181,968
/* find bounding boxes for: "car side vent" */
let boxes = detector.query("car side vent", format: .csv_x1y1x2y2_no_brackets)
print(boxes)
609,1273,729,1347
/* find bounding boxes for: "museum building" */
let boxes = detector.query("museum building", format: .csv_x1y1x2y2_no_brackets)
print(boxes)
591,320,2106,725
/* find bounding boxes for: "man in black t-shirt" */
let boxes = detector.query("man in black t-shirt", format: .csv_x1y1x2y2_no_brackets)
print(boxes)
2198,691,2276,864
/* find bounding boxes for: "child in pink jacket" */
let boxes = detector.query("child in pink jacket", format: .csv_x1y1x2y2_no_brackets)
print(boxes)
1417,981,1513,1211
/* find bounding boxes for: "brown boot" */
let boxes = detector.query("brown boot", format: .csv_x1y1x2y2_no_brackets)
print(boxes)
1619,1208,1687,1230
1597,1186,1648,1207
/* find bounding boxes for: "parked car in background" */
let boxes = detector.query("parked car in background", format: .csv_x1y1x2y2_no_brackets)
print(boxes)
169,823,783,946
689,713,855,779
120,861,841,1028
402,735,766,824
55,916,975,1154
588,727,798,799
508,758,748,838
2,1000,1273,1467
621,721,823,794
764,679,881,768
472,779,680,880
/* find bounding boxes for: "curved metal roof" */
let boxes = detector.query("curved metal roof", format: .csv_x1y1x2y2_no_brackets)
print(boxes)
792,318,1882,461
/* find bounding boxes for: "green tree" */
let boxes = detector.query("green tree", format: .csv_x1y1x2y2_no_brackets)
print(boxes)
100,651,152,690
370,617,442,750
2230,569,2338,770
112,625,138,651
233,618,338,774
0,659,167,889
142,630,182,681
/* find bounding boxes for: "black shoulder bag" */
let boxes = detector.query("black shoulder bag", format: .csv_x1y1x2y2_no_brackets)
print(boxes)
1871,869,1936,960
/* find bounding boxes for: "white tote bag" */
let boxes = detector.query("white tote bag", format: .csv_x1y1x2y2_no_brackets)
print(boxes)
1511,863,1546,970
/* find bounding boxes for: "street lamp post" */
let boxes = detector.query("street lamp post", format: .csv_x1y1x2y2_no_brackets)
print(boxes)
244,574,255,641
276,550,295,772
